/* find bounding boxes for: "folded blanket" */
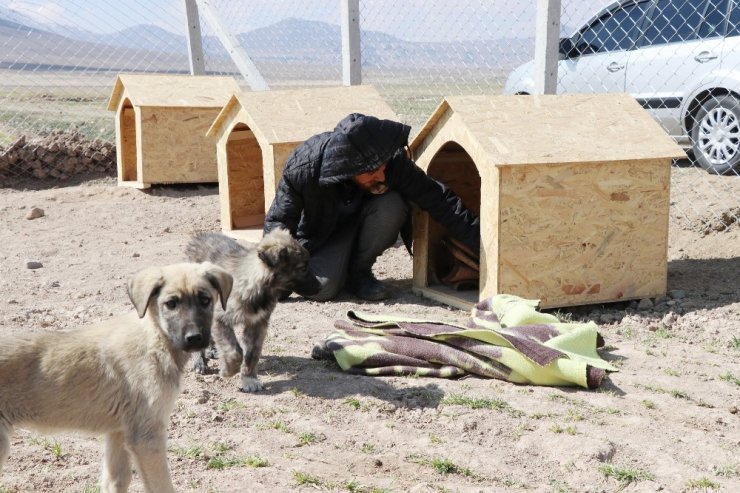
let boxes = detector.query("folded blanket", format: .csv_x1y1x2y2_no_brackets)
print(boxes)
315,295,617,389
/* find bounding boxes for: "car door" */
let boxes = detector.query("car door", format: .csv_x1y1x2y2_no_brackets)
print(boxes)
626,0,728,140
558,1,651,94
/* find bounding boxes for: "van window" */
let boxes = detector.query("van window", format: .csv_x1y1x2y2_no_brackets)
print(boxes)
728,0,740,36
641,0,707,45
697,0,730,38
576,1,650,54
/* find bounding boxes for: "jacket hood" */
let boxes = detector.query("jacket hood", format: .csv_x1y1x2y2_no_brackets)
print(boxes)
319,113,411,185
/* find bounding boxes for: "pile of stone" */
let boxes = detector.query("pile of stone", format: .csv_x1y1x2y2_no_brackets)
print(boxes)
0,130,116,181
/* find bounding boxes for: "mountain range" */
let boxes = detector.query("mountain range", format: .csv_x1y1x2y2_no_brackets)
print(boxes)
0,11,539,75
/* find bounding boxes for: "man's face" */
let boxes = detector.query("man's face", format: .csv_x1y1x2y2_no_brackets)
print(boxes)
353,163,388,195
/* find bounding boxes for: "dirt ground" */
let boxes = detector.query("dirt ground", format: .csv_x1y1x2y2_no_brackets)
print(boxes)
0,164,738,493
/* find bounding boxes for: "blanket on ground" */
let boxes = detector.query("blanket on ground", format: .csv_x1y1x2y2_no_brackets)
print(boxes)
315,295,617,389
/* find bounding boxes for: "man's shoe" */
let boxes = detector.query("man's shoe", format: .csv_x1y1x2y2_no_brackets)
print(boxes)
346,271,390,301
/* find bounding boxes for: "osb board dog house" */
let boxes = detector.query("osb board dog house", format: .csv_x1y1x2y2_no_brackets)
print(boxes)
206,85,398,241
409,93,686,310
107,74,240,188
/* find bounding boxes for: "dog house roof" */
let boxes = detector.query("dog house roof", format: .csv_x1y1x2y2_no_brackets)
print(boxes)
206,85,397,145
107,74,240,111
410,94,685,166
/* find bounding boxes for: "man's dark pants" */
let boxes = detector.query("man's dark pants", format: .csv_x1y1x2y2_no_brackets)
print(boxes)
302,191,407,301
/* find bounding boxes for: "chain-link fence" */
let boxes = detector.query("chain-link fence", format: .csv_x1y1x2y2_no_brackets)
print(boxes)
0,0,737,229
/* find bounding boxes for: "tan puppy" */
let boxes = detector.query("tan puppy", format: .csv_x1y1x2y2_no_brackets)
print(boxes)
0,262,232,493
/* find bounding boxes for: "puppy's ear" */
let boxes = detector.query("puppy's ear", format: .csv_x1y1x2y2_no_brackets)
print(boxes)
258,244,279,268
127,266,164,318
202,262,233,310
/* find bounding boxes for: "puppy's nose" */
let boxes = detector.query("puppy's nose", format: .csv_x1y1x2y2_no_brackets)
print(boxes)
185,333,205,346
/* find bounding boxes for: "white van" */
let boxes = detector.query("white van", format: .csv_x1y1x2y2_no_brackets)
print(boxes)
504,0,740,175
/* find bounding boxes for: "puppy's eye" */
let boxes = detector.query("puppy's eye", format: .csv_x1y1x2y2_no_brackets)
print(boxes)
164,298,178,310
198,294,212,308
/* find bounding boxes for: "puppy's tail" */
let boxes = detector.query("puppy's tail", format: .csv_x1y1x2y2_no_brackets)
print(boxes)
186,233,248,264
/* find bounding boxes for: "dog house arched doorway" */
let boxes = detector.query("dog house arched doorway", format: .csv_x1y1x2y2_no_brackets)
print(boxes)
414,141,481,305
224,123,265,231
119,98,138,183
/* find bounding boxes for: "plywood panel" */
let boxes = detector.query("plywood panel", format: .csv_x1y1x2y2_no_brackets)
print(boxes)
108,74,239,109
411,94,686,166
496,159,670,308
234,85,398,144
138,107,220,184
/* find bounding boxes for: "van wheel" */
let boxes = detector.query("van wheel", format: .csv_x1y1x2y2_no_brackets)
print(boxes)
690,95,740,175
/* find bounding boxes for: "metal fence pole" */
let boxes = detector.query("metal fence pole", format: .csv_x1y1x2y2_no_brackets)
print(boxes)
533,0,561,94
341,0,362,86
183,0,206,75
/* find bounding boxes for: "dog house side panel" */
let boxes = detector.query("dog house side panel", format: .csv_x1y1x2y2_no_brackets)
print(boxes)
137,106,220,184
496,158,670,308
263,142,300,212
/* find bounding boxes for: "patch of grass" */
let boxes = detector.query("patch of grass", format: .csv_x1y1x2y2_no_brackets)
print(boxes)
406,453,478,478
548,479,574,493
345,397,361,409
207,455,246,469
642,400,656,409
713,464,739,477
428,432,443,444
245,455,269,468
80,486,101,493
343,479,392,493
669,389,690,399
170,444,204,459
297,432,323,446
361,442,376,454
653,327,673,339
293,470,323,486
599,463,655,484
663,368,680,377
442,393,523,417
731,335,740,350
685,477,720,490
269,420,291,433
719,372,740,386
218,398,245,412
550,424,577,435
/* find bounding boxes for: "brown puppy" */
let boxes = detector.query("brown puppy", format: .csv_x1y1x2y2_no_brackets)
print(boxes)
186,228,319,392
0,262,232,493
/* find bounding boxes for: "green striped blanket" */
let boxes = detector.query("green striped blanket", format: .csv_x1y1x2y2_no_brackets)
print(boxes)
314,295,617,389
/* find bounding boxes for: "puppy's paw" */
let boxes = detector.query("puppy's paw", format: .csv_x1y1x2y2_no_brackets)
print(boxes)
192,354,210,374
239,377,264,393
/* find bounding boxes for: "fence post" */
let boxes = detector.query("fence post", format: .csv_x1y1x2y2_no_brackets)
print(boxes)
341,0,362,86
183,0,206,75
533,0,561,94
195,0,269,90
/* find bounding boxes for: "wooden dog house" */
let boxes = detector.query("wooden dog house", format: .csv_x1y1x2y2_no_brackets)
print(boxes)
409,93,685,310
107,74,240,188
206,85,398,241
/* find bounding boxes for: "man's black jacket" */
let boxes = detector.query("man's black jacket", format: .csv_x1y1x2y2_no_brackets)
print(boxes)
264,113,480,255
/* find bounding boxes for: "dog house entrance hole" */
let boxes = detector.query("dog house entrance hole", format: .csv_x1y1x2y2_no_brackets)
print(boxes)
425,141,481,299
226,123,265,229
119,98,137,182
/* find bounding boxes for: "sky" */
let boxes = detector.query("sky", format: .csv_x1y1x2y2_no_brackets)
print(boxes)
0,0,611,41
